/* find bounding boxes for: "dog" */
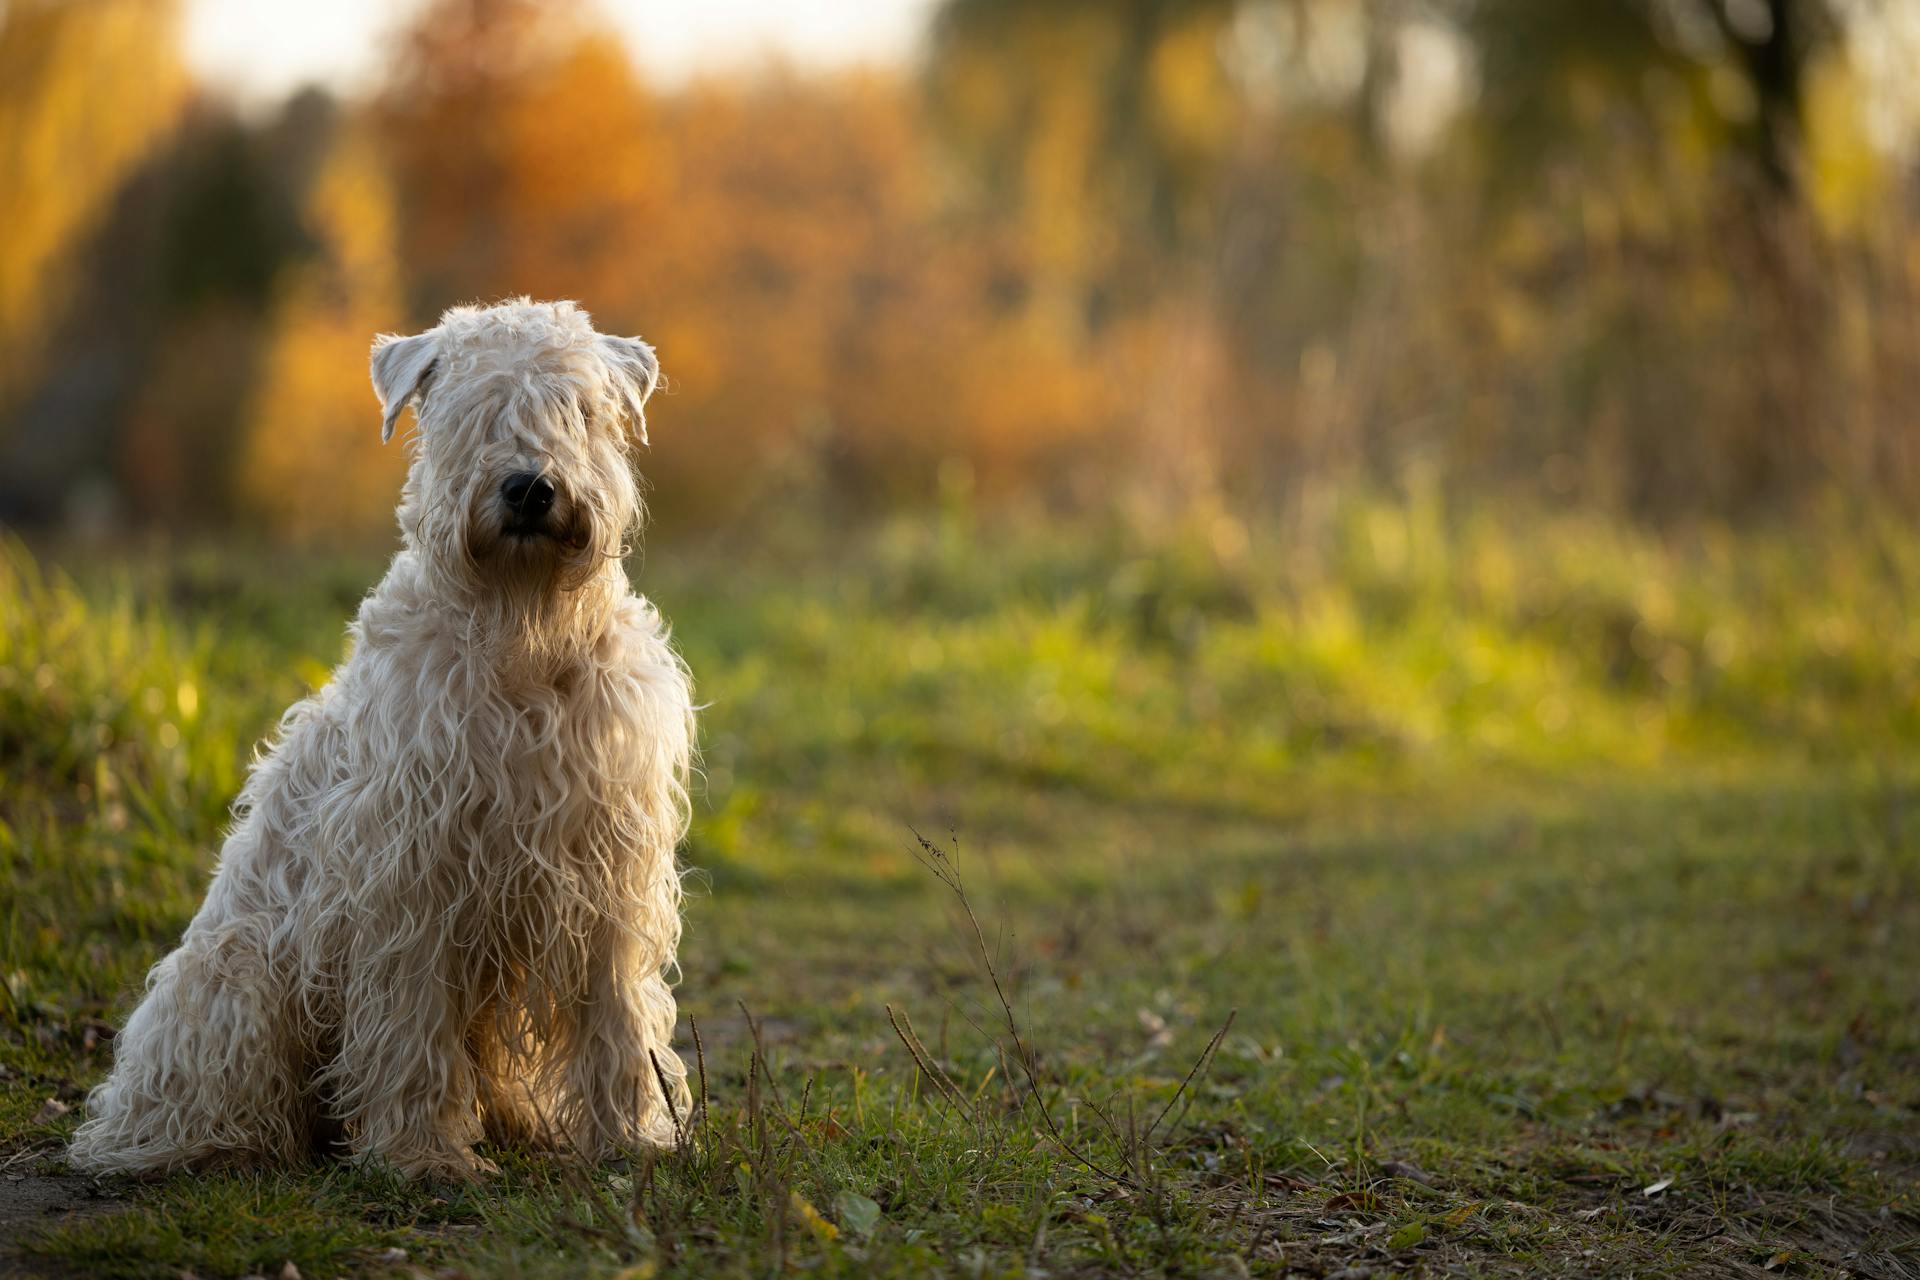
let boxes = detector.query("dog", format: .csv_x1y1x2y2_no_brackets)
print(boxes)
69,298,695,1179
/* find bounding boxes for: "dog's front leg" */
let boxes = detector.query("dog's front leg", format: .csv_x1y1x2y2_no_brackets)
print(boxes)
332,938,492,1180
565,925,689,1158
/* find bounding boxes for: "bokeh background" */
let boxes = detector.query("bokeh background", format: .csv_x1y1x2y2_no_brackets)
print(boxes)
5,0,1919,545
3,8,1920,1274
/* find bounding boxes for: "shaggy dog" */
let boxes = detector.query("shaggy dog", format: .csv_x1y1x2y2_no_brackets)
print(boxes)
69,299,694,1179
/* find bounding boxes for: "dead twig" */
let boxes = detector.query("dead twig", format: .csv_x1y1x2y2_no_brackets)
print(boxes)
909,826,1135,1188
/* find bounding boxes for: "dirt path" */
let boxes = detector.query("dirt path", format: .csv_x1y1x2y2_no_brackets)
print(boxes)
0,1173,120,1278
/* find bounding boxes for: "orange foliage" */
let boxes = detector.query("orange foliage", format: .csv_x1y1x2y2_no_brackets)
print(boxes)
236,126,409,543
16,0,1908,539
0,0,185,404
366,0,1118,528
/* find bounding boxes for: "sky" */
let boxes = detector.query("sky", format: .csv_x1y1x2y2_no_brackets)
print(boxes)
182,0,937,107
168,0,1920,154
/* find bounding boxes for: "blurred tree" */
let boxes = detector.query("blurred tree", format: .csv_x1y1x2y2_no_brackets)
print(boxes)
154,121,299,311
928,0,1238,300
114,102,315,527
924,0,1918,520
1449,0,1898,516
235,120,408,543
4,0,1909,537
1460,0,1838,199
0,0,185,407
377,0,650,313
371,0,1116,521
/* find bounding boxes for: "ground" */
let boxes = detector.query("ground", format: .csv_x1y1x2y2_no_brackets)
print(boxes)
0,502,1915,1278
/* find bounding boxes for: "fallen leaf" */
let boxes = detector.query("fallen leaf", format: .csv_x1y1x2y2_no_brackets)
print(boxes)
34,1098,70,1123
1264,1172,1319,1194
790,1192,838,1241
1386,1220,1427,1249
1764,1249,1794,1271
1324,1189,1383,1213
834,1190,882,1237
1642,1176,1673,1197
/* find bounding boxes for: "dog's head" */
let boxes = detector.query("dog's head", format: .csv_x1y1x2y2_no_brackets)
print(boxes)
371,298,659,595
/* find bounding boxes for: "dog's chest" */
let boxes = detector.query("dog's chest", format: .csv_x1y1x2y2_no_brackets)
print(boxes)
465,672,650,879
484,679,621,825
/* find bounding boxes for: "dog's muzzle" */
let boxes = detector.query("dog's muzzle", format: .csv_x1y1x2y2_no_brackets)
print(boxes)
500,472,557,538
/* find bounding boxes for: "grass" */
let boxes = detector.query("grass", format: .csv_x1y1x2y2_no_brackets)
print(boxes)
0,494,1916,1277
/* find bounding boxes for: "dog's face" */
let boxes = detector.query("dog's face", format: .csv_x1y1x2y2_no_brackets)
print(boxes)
371,299,659,594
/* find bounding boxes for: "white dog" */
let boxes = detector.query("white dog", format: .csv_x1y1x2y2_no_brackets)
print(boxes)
69,299,695,1179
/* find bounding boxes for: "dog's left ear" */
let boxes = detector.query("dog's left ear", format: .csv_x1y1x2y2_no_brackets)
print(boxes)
370,330,440,444
598,334,661,445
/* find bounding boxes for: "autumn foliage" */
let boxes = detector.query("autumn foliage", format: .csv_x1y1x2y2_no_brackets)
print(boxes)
2,0,1918,542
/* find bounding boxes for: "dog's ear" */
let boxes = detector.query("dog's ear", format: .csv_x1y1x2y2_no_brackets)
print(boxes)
597,334,661,445
370,330,440,444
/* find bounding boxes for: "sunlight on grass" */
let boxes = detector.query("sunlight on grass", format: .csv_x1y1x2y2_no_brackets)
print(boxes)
2,502,1916,1278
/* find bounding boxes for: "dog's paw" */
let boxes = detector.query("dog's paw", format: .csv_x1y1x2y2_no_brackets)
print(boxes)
382,1145,500,1183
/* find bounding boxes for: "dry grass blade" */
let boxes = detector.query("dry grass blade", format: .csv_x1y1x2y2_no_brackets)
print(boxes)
648,1048,686,1149
689,1014,710,1129
885,1003,976,1120
1145,1009,1238,1145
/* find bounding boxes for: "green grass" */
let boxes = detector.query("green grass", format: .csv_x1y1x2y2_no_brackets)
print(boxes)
1,497,1917,1277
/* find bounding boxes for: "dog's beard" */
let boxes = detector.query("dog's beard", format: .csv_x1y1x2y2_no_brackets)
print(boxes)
470,516,607,592
402,456,637,667
448,493,629,668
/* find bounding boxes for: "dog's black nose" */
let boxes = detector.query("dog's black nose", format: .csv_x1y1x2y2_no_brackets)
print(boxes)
501,472,556,520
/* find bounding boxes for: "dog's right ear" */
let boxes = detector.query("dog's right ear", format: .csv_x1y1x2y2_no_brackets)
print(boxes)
370,331,440,443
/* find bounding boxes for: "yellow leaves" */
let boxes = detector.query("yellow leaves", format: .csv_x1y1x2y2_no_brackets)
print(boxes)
1148,16,1236,162
1804,57,1885,237
236,121,407,544
0,0,185,403
789,1191,838,1242
305,129,401,299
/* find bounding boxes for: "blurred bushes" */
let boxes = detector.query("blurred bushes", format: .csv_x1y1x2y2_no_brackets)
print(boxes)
8,501,1913,876
1,0,1918,541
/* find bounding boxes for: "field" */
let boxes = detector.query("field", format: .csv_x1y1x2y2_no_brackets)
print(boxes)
1,499,1916,1278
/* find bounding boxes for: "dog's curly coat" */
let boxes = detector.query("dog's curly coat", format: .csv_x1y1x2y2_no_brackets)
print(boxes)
69,299,694,1179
